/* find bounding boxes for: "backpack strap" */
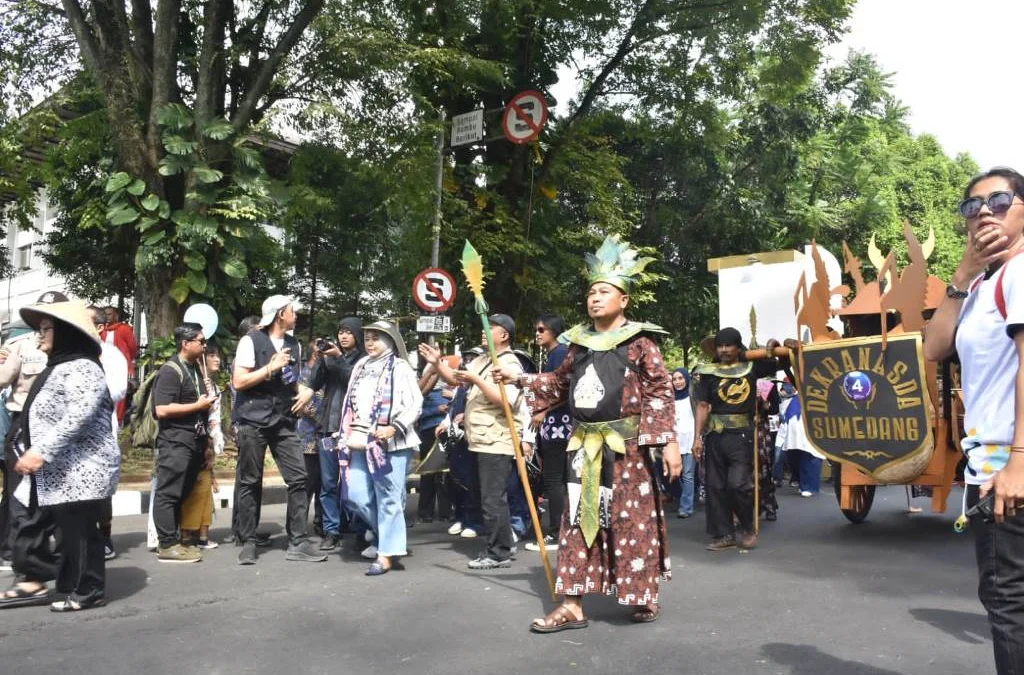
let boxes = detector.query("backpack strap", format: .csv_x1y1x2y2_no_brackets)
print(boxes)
994,249,1024,320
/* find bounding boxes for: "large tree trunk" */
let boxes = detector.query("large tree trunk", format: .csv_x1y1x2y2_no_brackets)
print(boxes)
141,268,180,340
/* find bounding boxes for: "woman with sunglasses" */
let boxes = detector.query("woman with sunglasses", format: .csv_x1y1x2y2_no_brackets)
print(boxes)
924,167,1024,674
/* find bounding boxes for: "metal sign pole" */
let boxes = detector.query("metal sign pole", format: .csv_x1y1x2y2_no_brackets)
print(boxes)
429,109,445,348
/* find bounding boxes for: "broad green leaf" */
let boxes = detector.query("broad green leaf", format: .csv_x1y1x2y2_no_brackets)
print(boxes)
107,205,140,226
157,103,193,132
105,172,132,193
184,253,206,271
202,121,234,140
193,166,224,184
171,210,193,227
169,276,191,304
220,258,248,279
142,230,166,246
141,194,160,211
187,269,208,293
126,179,146,196
137,216,160,232
163,135,199,155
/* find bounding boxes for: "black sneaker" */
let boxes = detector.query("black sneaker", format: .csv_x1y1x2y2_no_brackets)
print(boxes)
525,535,559,552
467,556,511,570
285,541,328,562
319,535,341,552
104,539,117,561
238,541,257,565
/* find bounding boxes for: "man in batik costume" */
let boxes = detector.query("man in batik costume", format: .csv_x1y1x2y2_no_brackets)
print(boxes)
498,235,682,633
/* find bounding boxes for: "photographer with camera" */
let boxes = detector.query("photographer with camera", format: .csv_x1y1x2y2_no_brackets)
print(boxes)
306,317,366,551
151,323,218,564
231,295,326,565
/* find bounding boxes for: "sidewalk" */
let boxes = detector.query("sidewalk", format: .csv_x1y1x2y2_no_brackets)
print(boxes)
111,473,287,517
111,472,425,517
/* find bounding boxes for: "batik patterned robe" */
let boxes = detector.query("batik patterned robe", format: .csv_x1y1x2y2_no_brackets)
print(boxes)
522,335,675,606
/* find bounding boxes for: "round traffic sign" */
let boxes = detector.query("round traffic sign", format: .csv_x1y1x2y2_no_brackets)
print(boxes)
412,267,457,312
502,90,548,145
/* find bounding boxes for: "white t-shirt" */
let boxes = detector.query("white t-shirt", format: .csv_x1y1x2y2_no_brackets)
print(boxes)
234,334,287,369
99,342,128,433
956,254,1024,485
674,398,694,454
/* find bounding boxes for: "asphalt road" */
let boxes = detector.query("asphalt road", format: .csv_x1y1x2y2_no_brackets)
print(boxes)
0,485,993,675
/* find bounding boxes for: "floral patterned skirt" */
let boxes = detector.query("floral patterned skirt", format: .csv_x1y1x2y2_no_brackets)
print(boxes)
554,441,671,606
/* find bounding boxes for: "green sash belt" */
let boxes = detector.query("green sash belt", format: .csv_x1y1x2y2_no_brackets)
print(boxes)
707,413,752,434
566,416,639,547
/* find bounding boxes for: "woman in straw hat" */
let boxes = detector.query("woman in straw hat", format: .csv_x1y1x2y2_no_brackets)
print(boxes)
0,301,120,612
338,320,422,576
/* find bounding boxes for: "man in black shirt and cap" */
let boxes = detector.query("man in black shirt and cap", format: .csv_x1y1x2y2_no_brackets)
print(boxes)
693,327,780,552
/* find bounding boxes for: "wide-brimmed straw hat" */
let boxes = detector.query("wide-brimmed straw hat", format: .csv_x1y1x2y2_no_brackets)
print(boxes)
19,301,101,345
363,320,408,360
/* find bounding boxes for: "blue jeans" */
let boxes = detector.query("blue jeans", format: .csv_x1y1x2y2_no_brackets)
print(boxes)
344,449,413,557
678,453,696,515
794,450,822,494
969,484,1024,674
319,443,342,536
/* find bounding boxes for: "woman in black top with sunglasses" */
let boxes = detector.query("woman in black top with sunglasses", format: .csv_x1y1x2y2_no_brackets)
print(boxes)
925,166,1024,675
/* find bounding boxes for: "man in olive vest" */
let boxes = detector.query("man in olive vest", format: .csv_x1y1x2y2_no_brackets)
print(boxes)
232,295,326,565
419,314,525,569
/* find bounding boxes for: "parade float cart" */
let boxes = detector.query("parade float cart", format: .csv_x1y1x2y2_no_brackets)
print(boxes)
709,226,962,523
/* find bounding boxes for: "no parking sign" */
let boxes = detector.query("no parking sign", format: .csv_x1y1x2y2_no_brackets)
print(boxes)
412,268,457,312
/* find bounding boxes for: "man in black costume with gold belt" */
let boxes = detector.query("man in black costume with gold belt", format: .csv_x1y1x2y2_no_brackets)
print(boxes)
692,327,781,551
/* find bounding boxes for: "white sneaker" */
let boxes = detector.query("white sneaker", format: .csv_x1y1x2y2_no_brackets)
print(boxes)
361,544,378,559
460,528,478,539
447,521,463,536
800,491,813,498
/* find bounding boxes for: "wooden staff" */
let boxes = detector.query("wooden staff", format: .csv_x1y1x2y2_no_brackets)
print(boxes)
462,241,558,602
754,400,760,534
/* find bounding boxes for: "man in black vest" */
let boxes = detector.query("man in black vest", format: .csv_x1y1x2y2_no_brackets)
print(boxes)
232,295,326,565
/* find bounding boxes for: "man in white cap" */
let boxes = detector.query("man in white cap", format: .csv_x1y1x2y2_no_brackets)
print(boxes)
231,295,325,565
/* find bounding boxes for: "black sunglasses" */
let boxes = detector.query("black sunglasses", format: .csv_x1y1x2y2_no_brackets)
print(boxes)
534,326,548,333
959,190,1019,219
189,337,207,345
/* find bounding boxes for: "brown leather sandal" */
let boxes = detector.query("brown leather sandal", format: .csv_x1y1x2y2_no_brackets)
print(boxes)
631,605,660,623
529,604,589,633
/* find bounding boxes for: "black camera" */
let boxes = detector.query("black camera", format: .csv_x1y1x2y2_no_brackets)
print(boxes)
315,338,336,352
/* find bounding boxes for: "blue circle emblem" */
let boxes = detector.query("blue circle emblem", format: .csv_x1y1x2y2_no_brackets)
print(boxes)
842,371,872,402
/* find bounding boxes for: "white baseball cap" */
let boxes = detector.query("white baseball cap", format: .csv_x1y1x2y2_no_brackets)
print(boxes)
258,295,301,328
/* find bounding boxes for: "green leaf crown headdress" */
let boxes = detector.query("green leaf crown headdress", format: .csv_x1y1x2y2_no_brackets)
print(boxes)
584,234,655,292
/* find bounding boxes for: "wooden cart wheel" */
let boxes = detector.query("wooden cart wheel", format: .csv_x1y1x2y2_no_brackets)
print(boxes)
832,462,876,524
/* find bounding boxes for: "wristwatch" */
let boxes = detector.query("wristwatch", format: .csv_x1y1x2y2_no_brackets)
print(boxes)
946,283,969,300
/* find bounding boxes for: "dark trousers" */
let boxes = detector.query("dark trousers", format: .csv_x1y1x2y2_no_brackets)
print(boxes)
476,452,513,560
704,429,755,538
448,438,483,531
539,438,568,536
153,438,205,548
417,430,450,520
13,498,105,604
303,452,322,532
235,422,309,546
969,484,1024,675
0,413,25,559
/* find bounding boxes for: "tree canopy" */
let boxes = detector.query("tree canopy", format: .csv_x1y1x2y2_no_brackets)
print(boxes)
0,0,977,355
